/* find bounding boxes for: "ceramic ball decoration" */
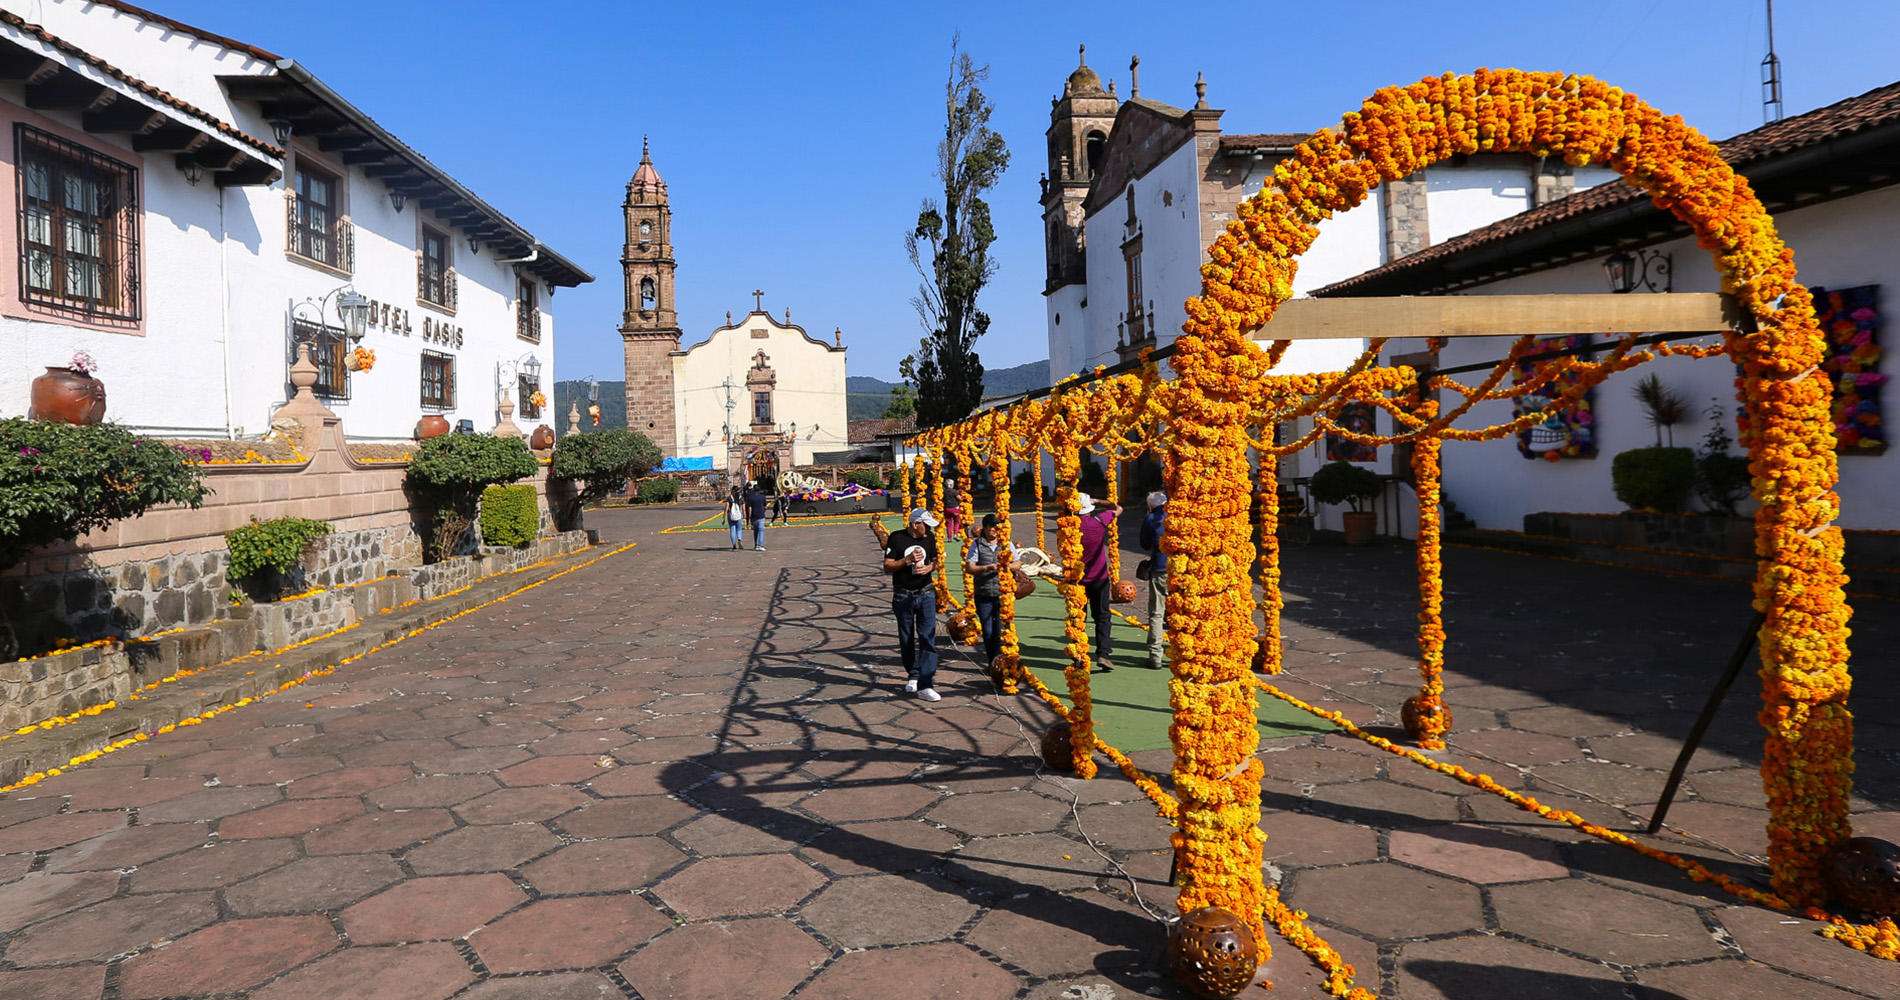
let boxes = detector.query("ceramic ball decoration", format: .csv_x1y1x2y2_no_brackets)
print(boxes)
1039,721,1075,771
1824,837,1900,916
1401,694,1451,744
1168,907,1259,998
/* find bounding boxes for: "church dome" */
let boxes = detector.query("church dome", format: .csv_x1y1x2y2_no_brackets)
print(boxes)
1064,45,1106,97
629,137,665,194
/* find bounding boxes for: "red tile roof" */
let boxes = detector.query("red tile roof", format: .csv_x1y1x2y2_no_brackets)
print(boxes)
1219,133,1311,152
0,9,280,159
1317,79,1900,296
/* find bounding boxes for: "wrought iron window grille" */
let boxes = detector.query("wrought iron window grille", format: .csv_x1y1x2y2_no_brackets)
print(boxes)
14,124,141,322
421,350,456,410
286,185,353,272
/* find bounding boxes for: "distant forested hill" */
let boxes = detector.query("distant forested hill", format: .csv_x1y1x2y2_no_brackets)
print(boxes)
845,360,1049,420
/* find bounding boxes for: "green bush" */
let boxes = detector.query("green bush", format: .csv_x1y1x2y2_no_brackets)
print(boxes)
480,484,539,547
225,516,331,598
1,419,209,571
548,429,662,529
637,478,680,504
845,468,884,491
885,466,905,493
1694,401,1752,516
1612,447,1696,512
1013,467,1036,501
1309,461,1385,512
406,434,538,561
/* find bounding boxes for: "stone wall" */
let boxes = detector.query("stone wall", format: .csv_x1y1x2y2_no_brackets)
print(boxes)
1,412,554,660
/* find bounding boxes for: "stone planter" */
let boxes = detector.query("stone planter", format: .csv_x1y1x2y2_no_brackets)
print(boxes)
28,367,106,424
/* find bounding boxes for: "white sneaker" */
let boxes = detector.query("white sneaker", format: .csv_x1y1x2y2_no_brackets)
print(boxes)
904,678,918,694
918,688,941,702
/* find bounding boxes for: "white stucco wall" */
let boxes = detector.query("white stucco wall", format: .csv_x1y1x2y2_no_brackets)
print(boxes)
1382,182,1900,531
671,311,847,467
0,10,561,443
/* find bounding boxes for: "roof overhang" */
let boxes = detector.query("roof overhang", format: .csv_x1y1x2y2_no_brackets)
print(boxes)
219,61,593,288
0,13,280,187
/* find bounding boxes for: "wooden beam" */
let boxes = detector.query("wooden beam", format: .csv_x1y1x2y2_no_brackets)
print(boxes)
418,195,461,211
341,148,396,166
215,161,280,188
218,75,294,101
131,124,204,153
83,98,163,133
25,70,106,111
1247,293,1734,342
0,49,53,81
176,145,245,171
318,133,376,152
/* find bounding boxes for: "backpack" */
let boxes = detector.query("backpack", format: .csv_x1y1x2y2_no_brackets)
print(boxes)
728,501,744,522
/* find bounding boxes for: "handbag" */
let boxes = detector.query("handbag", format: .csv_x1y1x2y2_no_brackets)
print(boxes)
1011,566,1037,599
1134,558,1153,581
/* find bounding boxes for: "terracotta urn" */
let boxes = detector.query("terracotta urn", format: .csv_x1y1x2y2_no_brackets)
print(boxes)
415,414,451,440
29,367,106,425
530,425,555,450
1169,907,1260,999
1039,721,1076,771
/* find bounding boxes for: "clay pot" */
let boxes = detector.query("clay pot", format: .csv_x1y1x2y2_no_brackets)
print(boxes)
1111,579,1138,604
1401,693,1452,745
987,653,1011,687
529,425,555,450
1169,907,1260,999
1825,837,1900,917
1341,510,1377,546
28,367,105,425
1039,721,1076,771
415,414,451,440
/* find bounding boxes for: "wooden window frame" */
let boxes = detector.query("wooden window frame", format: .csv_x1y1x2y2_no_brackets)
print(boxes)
14,124,141,321
517,373,541,419
420,350,456,410
288,155,351,274
516,277,540,342
291,317,350,400
419,223,455,312
753,390,772,426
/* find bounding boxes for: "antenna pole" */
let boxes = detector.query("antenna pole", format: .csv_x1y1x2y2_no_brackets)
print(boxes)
1761,0,1784,123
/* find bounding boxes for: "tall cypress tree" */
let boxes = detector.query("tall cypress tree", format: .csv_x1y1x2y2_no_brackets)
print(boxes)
903,37,1009,428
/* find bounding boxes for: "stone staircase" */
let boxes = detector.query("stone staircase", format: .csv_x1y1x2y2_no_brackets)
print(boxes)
1440,496,1476,531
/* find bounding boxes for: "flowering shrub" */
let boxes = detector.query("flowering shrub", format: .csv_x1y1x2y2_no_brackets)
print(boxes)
406,434,538,561
225,516,332,598
0,419,208,572
67,350,98,376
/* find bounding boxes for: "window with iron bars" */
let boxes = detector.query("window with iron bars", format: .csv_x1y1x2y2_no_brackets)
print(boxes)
419,226,456,311
518,374,541,419
291,318,350,400
421,350,456,409
288,163,352,271
516,277,540,341
15,124,140,321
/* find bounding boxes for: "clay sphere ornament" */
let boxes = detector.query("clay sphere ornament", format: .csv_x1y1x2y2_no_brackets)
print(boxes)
1169,906,1260,999
1039,721,1076,772
1401,693,1452,746
1824,837,1900,917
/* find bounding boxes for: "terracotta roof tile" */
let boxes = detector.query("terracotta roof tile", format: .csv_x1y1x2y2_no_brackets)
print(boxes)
1219,133,1310,151
0,10,280,160
1316,79,1900,295
848,418,916,443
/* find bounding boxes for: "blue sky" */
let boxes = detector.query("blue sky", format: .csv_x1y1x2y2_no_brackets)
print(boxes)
156,0,1900,384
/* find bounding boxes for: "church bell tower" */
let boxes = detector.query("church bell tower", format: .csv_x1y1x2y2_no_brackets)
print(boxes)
619,137,681,455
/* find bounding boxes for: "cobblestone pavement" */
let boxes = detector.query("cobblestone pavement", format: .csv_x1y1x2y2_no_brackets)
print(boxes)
0,503,1895,999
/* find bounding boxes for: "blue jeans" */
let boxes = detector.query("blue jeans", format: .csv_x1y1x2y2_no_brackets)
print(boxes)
974,594,1001,664
728,521,743,547
893,587,938,689
752,518,766,548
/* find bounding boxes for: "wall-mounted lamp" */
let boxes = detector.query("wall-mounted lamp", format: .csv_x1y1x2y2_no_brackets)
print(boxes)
1603,248,1672,294
180,160,203,187
337,290,371,341
388,189,406,213
468,234,481,255
269,119,293,146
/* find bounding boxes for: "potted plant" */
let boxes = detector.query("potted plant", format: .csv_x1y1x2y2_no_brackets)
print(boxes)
1309,460,1385,545
28,351,106,425
345,347,375,372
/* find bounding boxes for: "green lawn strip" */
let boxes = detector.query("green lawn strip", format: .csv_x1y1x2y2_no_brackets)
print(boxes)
925,511,1331,752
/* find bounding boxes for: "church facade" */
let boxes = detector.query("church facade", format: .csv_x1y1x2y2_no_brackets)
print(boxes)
616,146,848,477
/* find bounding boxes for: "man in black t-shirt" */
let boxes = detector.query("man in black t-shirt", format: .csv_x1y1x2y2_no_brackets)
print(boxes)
882,507,941,701
745,484,770,550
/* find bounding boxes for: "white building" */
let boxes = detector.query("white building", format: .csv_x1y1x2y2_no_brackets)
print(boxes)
1314,80,1900,533
671,306,849,472
1038,48,1615,480
0,1,590,443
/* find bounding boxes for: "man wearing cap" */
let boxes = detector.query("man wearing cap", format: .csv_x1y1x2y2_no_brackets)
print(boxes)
965,513,1010,666
1071,491,1121,671
882,508,942,702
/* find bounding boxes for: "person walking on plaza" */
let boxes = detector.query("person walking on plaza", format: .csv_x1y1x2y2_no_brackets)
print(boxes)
965,513,1009,665
1073,492,1121,672
883,508,942,701
745,483,770,550
726,488,746,550
1138,491,1168,670
944,477,964,539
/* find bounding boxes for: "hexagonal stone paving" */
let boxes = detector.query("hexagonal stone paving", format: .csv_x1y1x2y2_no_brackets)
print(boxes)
114,915,339,999
930,790,1068,836
1285,863,1483,939
342,873,528,943
964,891,1157,979
801,874,977,947
225,854,406,915
304,808,457,854
619,917,828,1000
801,781,941,823
469,895,671,973
250,941,475,1000
654,854,827,919
452,786,590,824
404,824,564,875
1388,825,1569,883
1492,878,1726,965
520,837,686,893
798,941,1021,1000
5,891,220,966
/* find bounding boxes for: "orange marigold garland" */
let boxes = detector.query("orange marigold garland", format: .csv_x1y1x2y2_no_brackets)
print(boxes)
1053,442,1097,778
1254,444,1283,675
1404,408,1450,749
1033,455,1046,551
987,435,1021,695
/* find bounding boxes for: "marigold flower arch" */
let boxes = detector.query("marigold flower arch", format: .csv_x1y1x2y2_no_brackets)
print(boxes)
908,69,1873,995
